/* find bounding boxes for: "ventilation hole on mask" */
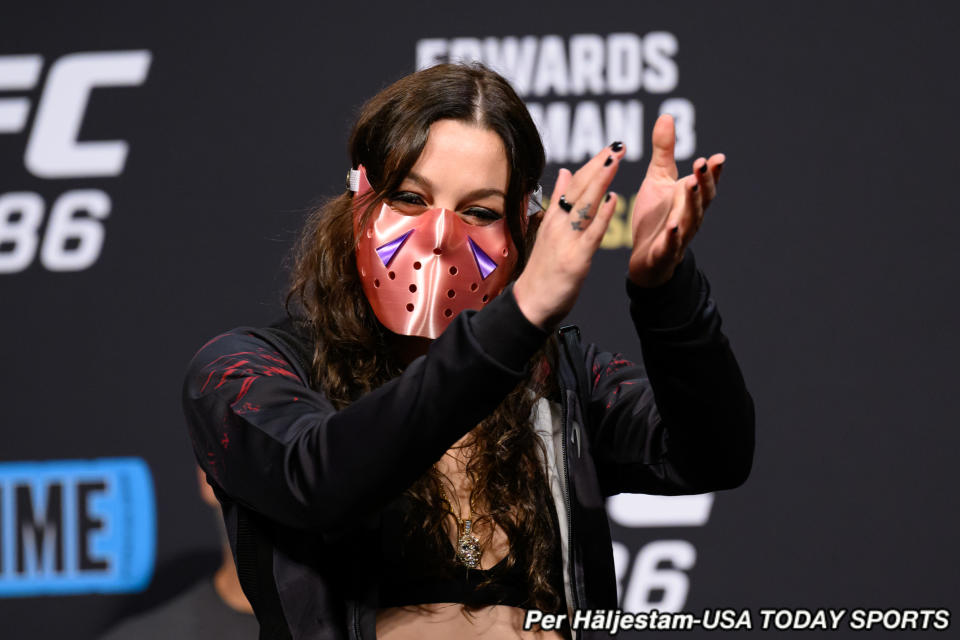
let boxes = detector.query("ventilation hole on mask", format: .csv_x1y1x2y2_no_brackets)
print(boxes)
502,248,509,257
449,266,458,275
388,271,396,280
374,279,380,288
470,283,478,292
413,261,422,270
447,289,455,298
433,248,443,255
409,284,417,293
482,294,489,303
444,308,453,318
406,303,415,312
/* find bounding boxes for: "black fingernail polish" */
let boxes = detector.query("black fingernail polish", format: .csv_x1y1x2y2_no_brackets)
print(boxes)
604,155,613,166
604,192,612,202
698,163,707,174
610,141,623,152
692,184,699,192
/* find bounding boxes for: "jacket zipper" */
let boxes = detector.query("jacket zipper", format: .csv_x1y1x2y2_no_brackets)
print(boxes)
351,600,362,640
559,387,580,612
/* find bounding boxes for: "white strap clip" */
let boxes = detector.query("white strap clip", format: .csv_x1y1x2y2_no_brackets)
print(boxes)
347,168,361,192
526,184,543,217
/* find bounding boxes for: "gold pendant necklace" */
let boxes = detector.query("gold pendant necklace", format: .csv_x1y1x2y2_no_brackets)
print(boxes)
439,483,482,569
456,519,482,569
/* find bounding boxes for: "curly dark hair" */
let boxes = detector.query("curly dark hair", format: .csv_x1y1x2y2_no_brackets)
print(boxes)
285,63,563,612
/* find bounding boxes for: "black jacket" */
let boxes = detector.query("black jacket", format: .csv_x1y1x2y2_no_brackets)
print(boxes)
181,249,755,640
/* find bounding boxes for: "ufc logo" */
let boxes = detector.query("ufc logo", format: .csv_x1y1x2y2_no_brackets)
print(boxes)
0,50,151,178
0,50,150,273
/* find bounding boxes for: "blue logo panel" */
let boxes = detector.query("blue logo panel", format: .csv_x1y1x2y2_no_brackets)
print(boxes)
0,458,155,597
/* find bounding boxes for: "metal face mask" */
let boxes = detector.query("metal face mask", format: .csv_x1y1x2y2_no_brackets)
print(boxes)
351,165,520,339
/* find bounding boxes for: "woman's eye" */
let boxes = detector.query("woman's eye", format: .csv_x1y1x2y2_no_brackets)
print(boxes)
387,191,428,215
388,191,426,206
461,208,502,225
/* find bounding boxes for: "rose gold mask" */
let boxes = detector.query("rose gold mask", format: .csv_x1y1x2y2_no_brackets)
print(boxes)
352,165,518,339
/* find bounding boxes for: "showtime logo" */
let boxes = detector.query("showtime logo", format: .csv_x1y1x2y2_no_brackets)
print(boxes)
0,458,155,597
0,50,151,273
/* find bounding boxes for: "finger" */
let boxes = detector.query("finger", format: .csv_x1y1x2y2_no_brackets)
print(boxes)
564,142,627,204
690,176,705,232
708,153,725,186
666,175,701,237
583,191,618,246
685,176,705,234
648,114,678,181
547,168,573,216
661,214,685,261
569,151,622,232
694,157,716,206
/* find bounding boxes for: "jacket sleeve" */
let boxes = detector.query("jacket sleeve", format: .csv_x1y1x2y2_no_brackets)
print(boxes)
182,284,547,534
584,249,756,496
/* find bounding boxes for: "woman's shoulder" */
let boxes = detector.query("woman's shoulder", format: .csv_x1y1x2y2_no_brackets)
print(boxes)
259,315,315,375
185,316,315,389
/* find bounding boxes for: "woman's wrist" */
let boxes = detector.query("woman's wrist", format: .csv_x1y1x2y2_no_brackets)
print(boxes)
469,281,549,371
512,274,554,331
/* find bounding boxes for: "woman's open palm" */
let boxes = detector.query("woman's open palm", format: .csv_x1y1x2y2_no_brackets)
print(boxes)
629,114,725,287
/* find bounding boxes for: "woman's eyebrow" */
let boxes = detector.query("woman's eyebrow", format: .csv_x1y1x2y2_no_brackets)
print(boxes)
406,171,506,201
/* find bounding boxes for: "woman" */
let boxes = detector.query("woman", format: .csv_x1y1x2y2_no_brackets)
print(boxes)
182,63,754,640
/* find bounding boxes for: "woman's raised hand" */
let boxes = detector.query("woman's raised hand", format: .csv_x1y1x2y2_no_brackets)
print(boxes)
513,143,627,330
628,114,724,287
513,114,725,330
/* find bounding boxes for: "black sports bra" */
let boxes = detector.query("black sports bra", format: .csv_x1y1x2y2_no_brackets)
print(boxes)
377,491,566,611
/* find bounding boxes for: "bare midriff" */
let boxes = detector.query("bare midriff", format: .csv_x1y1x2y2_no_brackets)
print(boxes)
376,604,566,640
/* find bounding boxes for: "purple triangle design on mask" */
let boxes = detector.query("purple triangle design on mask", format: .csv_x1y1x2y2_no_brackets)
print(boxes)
467,237,498,280
375,229,414,267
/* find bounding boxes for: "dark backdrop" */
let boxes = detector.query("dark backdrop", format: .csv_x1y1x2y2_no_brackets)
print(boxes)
2,1,957,637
